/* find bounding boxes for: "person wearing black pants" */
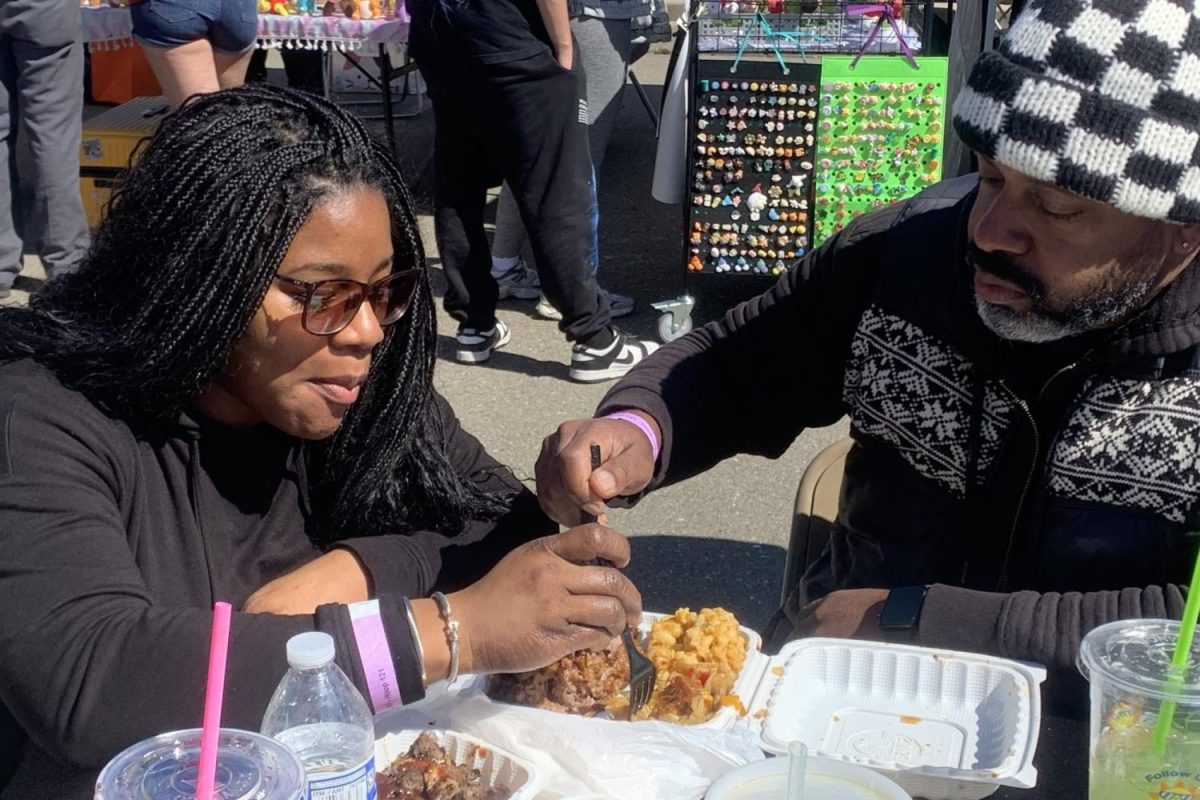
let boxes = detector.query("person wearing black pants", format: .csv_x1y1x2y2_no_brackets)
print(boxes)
246,47,325,95
408,0,656,382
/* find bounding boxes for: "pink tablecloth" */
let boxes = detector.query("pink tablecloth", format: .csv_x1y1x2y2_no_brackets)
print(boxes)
82,6,409,51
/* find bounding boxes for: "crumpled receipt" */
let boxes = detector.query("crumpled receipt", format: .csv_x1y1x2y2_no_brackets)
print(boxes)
375,682,765,800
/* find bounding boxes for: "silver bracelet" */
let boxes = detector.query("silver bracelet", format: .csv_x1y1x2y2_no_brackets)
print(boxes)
430,591,460,684
401,597,426,685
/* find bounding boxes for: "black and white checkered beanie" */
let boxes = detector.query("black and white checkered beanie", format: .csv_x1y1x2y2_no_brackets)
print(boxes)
952,0,1200,224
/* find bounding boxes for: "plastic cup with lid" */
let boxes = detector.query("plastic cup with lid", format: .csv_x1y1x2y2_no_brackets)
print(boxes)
94,728,307,800
1079,619,1200,800
705,754,911,800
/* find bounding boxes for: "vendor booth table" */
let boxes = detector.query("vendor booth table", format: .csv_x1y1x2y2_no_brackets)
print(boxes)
80,6,415,152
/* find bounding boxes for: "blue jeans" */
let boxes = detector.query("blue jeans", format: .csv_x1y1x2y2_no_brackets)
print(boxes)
130,0,257,54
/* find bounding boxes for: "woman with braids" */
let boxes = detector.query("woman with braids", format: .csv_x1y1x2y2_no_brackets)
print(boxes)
0,84,641,799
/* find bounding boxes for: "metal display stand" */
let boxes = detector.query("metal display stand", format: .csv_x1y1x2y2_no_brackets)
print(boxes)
323,44,423,157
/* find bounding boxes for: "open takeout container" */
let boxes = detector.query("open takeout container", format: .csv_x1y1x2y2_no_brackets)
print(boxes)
744,639,1045,800
465,615,1044,799
473,610,772,732
375,728,541,800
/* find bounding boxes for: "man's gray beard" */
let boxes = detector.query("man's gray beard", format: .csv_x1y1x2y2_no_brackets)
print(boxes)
975,298,1079,342
975,275,1157,343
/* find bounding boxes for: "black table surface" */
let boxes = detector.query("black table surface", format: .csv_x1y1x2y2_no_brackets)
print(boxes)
626,538,1094,800
991,714,1088,800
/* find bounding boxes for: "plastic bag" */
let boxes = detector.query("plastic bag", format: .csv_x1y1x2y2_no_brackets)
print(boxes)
375,685,765,800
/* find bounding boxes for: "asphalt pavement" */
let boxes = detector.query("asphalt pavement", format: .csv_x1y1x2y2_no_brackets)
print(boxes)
8,51,850,634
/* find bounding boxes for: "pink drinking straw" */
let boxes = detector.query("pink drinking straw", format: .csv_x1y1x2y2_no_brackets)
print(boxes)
195,601,233,800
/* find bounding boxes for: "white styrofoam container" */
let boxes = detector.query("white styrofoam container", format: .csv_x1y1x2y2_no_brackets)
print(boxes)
745,639,1045,800
474,610,769,731
375,728,540,800
640,610,770,730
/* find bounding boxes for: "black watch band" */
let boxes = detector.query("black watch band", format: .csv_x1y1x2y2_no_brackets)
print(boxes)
879,585,929,639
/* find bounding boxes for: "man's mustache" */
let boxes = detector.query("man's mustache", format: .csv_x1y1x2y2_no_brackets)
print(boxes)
965,244,1044,300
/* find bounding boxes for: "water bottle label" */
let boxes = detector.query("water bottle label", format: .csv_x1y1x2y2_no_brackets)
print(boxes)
305,756,376,800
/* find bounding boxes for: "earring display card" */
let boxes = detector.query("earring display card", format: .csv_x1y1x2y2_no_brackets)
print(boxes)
688,59,822,277
812,56,948,246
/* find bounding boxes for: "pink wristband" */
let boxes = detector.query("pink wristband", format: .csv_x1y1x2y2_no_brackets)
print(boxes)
605,411,661,462
348,600,403,712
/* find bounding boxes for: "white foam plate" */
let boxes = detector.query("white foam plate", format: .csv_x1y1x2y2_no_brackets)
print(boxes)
474,610,768,730
375,728,540,800
706,755,913,800
745,639,1045,800
639,611,769,730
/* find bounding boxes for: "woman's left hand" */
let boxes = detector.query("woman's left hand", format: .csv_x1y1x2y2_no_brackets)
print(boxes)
554,42,573,71
243,548,371,614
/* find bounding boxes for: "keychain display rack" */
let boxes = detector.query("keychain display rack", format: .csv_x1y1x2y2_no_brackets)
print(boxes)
811,55,948,245
652,0,947,341
688,59,821,277
682,55,947,274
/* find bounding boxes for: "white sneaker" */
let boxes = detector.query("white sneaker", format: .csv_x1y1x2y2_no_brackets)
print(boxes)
494,259,541,300
534,294,562,321
455,320,511,363
569,329,659,382
535,288,634,321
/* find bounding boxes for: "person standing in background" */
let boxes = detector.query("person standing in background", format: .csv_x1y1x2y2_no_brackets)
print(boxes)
0,0,89,299
130,0,258,108
246,45,324,95
407,0,658,382
489,0,650,322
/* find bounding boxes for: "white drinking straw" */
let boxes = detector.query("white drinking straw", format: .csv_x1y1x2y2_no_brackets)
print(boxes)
787,740,807,800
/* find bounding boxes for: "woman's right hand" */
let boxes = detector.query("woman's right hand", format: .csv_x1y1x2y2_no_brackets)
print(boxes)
450,524,642,676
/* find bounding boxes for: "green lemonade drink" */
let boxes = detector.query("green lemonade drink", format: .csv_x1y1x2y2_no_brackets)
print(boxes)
1091,760,1200,800
1088,718,1200,799
1080,622,1200,800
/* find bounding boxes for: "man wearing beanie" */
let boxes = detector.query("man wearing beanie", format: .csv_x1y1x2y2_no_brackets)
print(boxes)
536,0,1200,707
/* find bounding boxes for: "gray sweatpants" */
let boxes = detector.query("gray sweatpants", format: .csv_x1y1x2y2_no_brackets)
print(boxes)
0,33,88,288
492,15,633,264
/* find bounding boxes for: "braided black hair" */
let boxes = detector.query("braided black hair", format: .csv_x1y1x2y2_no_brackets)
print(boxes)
0,84,507,537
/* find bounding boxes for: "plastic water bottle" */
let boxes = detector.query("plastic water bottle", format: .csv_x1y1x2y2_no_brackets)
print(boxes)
262,632,377,800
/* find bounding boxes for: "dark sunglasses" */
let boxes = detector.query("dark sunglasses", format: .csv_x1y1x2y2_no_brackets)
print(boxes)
273,269,422,336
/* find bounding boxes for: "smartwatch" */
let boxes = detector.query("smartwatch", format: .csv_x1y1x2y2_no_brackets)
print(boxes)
879,585,929,639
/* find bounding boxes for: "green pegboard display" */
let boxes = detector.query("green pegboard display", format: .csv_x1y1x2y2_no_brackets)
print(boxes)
812,56,948,246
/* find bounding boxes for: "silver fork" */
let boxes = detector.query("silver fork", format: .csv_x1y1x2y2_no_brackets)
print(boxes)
583,444,657,717
622,625,657,717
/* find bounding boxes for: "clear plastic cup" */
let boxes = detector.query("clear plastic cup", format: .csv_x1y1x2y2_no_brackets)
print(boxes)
1079,620,1200,800
94,728,307,800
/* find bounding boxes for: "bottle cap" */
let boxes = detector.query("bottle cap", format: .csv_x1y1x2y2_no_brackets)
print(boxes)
286,632,336,670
